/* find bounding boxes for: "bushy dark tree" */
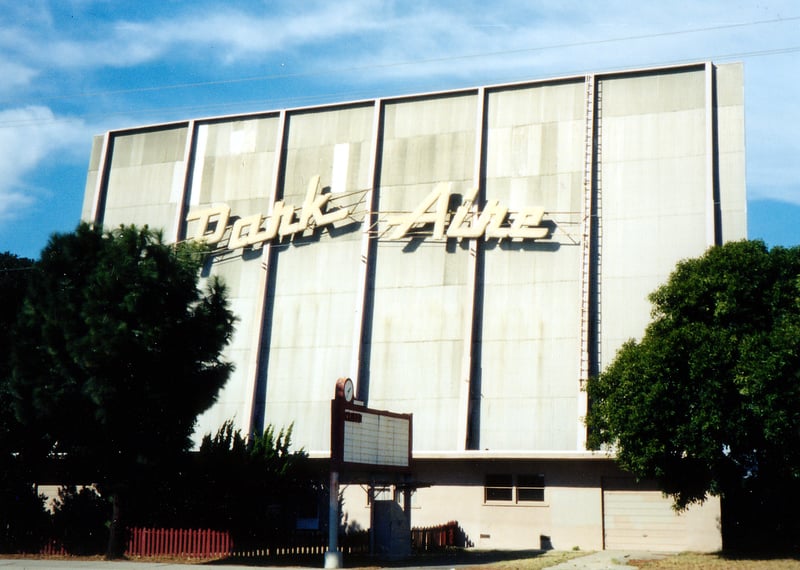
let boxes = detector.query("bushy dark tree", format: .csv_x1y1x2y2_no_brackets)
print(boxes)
0,252,34,379
178,421,322,547
0,476,50,554
0,252,48,554
51,486,110,555
0,252,36,460
7,224,236,558
587,239,800,549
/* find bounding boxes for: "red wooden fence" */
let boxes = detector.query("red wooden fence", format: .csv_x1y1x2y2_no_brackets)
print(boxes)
41,522,460,559
126,527,232,559
411,521,467,551
40,540,66,556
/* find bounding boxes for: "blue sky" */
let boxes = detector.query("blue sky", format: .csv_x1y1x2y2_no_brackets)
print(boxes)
1,1,798,259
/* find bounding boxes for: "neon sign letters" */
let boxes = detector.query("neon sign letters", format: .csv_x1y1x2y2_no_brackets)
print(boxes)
186,177,549,250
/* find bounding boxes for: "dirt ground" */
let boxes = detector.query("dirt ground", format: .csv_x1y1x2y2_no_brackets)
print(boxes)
630,552,800,569
213,548,586,568
214,549,800,569
7,550,800,569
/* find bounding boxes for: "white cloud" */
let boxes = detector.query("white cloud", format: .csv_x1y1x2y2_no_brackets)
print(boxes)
7,1,389,70
7,1,798,82
0,58,38,96
0,106,90,221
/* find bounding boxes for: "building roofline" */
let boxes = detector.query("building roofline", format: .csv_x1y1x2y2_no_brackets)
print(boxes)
95,60,719,137
307,449,615,461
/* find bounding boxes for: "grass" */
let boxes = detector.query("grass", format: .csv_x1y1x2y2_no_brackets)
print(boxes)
449,549,589,569
630,552,800,569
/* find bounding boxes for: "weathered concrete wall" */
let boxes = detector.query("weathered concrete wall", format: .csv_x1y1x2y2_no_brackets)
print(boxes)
479,80,584,451
716,64,747,242
368,94,478,451
188,116,282,436
85,63,745,454
84,62,743,550
100,125,189,237
263,105,374,451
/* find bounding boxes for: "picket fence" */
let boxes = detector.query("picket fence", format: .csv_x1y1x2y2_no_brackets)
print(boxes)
126,527,232,559
40,541,66,556
411,520,469,551
125,527,370,559
40,521,462,559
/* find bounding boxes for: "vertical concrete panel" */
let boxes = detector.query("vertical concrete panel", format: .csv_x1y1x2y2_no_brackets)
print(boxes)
370,93,477,451
715,63,747,241
263,105,374,452
81,135,105,221
188,116,281,439
600,68,711,364
102,125,189,235
480,81,584,451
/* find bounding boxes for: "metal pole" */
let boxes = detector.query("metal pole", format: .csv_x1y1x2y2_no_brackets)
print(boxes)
324,470,342,568
369,483,375,556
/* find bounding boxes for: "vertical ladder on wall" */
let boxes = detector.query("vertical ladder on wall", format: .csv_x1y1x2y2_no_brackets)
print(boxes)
594,80,603,375
579,75,595,388
579,76,604,387
578,75,604,450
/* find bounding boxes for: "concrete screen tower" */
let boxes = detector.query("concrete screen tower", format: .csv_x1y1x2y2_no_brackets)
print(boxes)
83,61,745,551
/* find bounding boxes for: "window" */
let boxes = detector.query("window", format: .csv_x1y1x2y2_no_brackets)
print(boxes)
517,474,545,502
484,474,546,503
484,474,513,501
367,485,394,504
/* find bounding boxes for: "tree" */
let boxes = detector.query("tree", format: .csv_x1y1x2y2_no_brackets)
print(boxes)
0,252,35,379
51,486,109,555
110,420,321,544
0,253,35,440
181,421,320,546
7,223,236,558
586,240,800,548
0,252,49,554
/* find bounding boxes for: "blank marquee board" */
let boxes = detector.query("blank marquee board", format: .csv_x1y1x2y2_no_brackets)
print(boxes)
331,401,412,472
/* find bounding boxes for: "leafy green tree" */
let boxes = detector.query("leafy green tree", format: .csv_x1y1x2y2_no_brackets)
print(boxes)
0,252,35,455
8,223,236,558
586,240,800,548
0,252,34,378
0,252,49,554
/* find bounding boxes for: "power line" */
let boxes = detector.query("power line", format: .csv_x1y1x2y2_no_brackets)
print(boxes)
2,44,798,132
1,13,797,108
0,17,798,130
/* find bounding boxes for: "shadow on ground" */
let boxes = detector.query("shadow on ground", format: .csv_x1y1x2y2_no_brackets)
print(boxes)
207,548,552,568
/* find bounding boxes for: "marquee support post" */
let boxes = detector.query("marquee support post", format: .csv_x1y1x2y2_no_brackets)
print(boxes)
324,470,342,569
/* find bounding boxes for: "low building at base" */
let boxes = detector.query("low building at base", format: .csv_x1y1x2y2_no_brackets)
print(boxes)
82,61,744,552
346,455,721,552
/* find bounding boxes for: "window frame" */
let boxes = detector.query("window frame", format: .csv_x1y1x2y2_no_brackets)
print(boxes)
484,474,514,502
483,473,546,505
516,474,545,503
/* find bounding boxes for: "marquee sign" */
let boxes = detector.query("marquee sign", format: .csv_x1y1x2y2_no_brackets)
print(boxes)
331,399,412,472
186,176,550,251
185,175,349,250
383,185,548,241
